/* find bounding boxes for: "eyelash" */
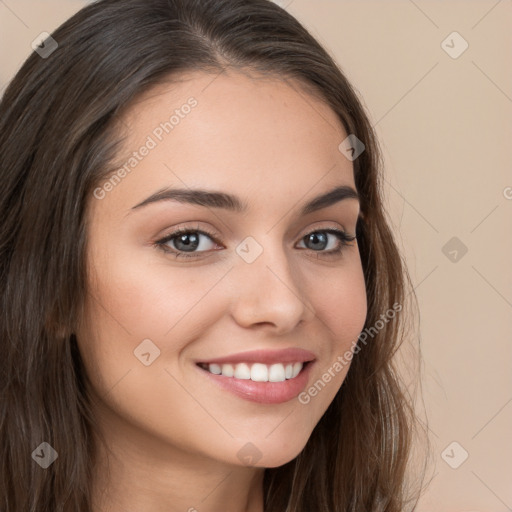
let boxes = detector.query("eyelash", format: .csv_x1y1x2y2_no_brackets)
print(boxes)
154,224,356,260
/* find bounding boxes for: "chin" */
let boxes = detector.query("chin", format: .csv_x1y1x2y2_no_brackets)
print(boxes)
231,435,311,469
256,447,307,468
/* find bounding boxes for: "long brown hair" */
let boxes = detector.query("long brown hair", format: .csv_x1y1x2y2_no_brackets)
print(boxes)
0,0,425,510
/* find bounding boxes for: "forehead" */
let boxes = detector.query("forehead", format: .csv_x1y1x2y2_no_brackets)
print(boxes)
99,69,356,216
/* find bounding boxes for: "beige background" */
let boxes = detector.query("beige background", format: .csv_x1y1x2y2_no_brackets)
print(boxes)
1,1,511,510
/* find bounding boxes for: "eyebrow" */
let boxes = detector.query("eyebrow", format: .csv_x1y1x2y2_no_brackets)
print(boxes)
130,184,359,216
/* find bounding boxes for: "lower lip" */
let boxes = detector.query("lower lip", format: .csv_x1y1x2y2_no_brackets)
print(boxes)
196,361,315,404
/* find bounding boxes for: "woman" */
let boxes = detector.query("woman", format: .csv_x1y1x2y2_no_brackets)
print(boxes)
0,0,425,510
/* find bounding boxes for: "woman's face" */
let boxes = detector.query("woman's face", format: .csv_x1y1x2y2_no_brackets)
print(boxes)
77,70,367,469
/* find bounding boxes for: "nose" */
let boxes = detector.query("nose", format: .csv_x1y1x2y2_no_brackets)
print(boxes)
228,240,316,333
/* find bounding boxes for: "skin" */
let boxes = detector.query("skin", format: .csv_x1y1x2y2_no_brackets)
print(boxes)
76,69,368,512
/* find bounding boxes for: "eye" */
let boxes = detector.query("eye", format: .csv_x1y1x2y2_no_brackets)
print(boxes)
154,225,356,260
155,224,221,259
297,228,356,257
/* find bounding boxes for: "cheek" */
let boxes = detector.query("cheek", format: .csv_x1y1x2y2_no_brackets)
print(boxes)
309,257,368,349
295,259,367,409
77,243,233,397
76,252,234,445
87,243,226,341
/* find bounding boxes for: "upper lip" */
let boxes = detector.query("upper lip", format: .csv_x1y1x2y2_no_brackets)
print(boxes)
195,348,316,366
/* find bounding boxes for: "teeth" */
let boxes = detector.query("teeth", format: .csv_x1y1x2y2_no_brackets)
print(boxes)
268,363,285,382
202,361,304,382
234,363,251,380
209,363,222,375
251,363,268,382
221,364,234,377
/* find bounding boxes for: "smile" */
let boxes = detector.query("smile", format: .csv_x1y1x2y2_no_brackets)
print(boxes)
196,360,314,404
197,361,305,382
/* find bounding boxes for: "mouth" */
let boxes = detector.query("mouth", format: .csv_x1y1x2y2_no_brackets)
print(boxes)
195,360,315,404
196,360,311,382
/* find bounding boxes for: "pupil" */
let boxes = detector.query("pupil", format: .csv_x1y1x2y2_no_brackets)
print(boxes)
177,233,199,251
308,232,326,250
